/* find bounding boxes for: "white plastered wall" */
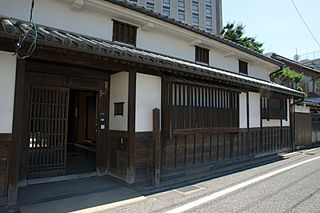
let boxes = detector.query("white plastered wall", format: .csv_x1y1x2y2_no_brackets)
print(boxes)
210,52,238,74
262,119,281,127
109,72,129,131
137,30,194,62
239,92,247,128
135,73,161,132
248,63,272,81
249,92,260,128
0,51,16,133
281,99,290,127
0,0,113,40
0,0,278,82
295,105,311,113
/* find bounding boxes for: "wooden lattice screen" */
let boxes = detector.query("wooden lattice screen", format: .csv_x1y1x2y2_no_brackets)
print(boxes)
28,86,70,178
163,81,239,130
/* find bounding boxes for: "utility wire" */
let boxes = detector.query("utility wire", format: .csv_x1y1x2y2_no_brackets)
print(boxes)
290,0,320,50
14,0,37,59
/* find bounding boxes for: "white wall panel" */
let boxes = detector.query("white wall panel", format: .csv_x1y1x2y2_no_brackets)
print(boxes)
239,92,247,128
109,72,129,131
137,30,194,62
0,51,16,133
0,0,112,40
135,73,161,132
249,92,260,128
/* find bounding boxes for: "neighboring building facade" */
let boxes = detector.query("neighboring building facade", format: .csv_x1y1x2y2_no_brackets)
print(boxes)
0,0,302,211
125,0,223,34
298,50,320,71
269,53,320,147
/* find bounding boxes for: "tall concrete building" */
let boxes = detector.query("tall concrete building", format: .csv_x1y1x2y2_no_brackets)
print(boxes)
127,0,223,34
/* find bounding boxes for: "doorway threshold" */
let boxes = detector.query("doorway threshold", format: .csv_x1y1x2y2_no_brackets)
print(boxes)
27,171,97,186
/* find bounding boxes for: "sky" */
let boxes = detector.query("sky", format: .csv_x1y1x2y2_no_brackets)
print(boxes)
222,0,320,61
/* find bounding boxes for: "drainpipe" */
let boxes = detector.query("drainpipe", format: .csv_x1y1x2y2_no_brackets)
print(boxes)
269,67,284,82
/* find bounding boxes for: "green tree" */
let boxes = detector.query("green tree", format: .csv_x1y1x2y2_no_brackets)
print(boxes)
270,67,304,92
219,23,264,53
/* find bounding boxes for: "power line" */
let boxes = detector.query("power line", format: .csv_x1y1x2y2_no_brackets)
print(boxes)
290,0,320,50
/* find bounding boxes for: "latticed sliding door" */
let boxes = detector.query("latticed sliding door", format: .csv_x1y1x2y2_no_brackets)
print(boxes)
28,86,70,178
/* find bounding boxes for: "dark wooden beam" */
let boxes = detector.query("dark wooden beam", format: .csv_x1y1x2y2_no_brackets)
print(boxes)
7,59,26,206
0,134,12,143
127,70,136,183
152,108,161,187
173,127,239,135
260,96,263,153
246,92,250,155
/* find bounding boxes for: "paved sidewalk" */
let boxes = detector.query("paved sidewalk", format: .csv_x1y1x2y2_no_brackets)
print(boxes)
18,176,145,213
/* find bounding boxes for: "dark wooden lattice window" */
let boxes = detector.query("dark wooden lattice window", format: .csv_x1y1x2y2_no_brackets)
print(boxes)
112,20,137,46
114,102,124,116
195,46,209,64
261,96,287,120
163,80,239,133
239,60,248,75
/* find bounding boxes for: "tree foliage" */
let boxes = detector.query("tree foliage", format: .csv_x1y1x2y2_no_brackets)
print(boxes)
270,67,303,84
219,23,264,53
270,67,304,93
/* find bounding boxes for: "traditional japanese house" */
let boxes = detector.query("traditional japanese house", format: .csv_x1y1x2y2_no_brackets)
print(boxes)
0,0,303,211
269,53,320,147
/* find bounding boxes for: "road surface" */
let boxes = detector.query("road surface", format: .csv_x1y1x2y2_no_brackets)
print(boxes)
112,147,320,213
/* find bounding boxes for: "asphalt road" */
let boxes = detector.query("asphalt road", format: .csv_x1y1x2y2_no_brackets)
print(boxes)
111,147,320,213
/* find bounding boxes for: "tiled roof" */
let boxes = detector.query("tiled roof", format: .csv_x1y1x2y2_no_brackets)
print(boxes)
269,53,320,74
104,0,284,67
0,18,303,97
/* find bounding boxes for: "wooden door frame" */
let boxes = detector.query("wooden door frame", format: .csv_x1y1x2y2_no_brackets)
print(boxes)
17,62,110,184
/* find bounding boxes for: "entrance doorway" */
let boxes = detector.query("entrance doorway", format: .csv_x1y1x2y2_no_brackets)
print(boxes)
27,87,100,179
67,90,98,175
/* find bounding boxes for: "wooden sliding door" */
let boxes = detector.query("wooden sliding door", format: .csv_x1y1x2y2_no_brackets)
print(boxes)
27,86,70,178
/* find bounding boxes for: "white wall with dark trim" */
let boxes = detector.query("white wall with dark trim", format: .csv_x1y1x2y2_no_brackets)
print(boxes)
135,73,161,132
0,51,16,133
249,92,261,128
0,0,277,82
239,92,247,128
109,71,128,131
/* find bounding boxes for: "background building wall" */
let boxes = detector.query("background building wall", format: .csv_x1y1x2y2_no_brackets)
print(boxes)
128,0,223,34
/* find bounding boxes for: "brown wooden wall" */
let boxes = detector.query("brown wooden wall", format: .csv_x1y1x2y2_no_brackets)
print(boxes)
295,113,312,146
161,127,291,170
133,127,291,181
109,131,129,178
135,132,153,178
0,134,11,207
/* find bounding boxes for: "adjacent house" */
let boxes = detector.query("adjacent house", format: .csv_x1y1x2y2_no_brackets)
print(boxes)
0,0,303,211
269,53,320,147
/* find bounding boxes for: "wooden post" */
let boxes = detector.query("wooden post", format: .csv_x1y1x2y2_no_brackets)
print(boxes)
127,71,136,183
246,92,250,155
260,95,263,153
7,59,25,206
152,108,161,187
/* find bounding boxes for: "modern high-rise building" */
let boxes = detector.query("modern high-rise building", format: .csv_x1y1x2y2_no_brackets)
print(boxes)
126,0,223,34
